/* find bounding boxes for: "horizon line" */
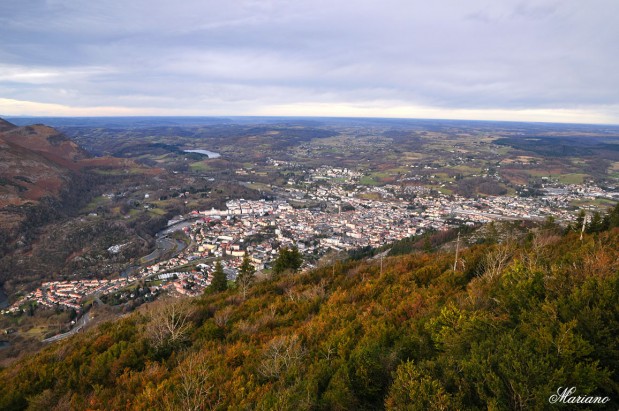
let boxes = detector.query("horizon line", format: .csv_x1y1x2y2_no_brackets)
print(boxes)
3,114,619,128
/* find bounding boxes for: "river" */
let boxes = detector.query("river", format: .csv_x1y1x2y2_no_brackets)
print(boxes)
139,217,197,265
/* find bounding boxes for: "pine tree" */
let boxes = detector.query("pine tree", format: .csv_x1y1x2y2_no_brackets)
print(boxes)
587,211,603,233
273,246,303,276
236,253,256,299
423,236,432,253
289,246,302,271
542,215,557,231
209,261,228,293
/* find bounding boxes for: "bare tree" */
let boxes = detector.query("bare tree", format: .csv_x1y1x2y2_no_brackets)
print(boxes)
163,351,220,411
301,280,326,301
259,334,306,379
147,298,193,349
320,341,337,362
284,287,300,303
481,244,513,280
213,306,233,328
523,232,559,271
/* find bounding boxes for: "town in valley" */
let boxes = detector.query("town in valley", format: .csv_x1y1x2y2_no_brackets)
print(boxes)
1,117,619,357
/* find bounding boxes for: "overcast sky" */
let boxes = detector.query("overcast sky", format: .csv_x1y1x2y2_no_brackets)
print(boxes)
1,0,618,123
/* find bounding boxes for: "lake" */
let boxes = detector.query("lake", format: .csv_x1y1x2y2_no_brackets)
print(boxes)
183,149,221,158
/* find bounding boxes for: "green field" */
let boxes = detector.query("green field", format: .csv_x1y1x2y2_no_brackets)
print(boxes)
189,160,216,172
361,171,393,185
449,165,482,174
557,173,588,185
81,195,111,212
147,207,167,216
570,198,617,208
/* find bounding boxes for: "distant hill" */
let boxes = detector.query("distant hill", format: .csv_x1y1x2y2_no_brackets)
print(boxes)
0,119,87,232
0,117,163,286
0,123,89,167
0,118,154,233
0,118,17,132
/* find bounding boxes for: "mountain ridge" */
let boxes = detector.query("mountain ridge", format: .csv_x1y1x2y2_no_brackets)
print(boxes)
0,118,17,132
0,118,92,232
0,124,90,169
0,117,160,231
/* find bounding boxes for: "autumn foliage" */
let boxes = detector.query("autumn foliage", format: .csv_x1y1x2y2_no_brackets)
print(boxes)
1,223,618,410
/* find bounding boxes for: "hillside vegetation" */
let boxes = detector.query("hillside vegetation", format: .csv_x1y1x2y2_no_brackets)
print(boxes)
0,118,169,294
1,210,619,410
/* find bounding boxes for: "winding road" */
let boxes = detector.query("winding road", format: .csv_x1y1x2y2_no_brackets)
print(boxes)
43,312,90,343
40,217,195,343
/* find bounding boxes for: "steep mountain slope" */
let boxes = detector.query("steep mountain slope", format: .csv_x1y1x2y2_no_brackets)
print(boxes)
0,120,85,232
0,123,89,167
0,118,17,132
0,118,165,293
1,218,618,410
0,118,154,232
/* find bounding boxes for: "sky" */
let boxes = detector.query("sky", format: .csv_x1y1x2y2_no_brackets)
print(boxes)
1,0,618,124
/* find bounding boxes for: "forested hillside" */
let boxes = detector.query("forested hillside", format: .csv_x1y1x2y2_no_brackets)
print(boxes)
1,209,619,410
0,118,169,293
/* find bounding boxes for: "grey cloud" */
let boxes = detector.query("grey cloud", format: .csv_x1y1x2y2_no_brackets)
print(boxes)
1,0,618,121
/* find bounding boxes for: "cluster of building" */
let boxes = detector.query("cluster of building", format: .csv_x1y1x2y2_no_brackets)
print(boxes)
187,199,420,256
4,165,617,318
275,165,617,224
154,272,209,297
2,277,136,314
